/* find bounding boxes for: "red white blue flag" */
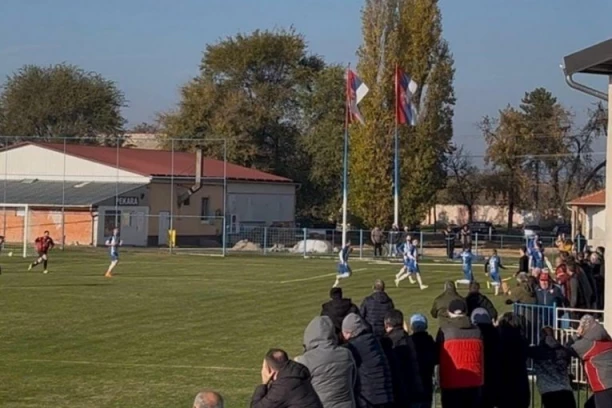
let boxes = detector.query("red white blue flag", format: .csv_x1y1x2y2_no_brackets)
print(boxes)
346,69,369,125
395,66,418,126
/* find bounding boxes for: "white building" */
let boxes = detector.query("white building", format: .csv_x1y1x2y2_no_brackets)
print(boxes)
568,189,605,248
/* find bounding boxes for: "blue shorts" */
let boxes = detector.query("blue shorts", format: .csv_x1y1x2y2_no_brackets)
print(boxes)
110,254,119,262
337,263,351,275
463,268,473,280
408,262,419,274
489,271,501,284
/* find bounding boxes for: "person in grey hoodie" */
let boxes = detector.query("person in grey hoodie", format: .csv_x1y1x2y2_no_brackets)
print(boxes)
295,316,357,408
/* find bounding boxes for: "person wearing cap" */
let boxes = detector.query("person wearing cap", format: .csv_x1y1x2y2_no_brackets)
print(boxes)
321,287,360,335
436,299,484,408
341,313,394,408
408,314,437,408
382,309,425,408
569,315,612,408
470,308,501,408
535,272,565,308
360,280,395,338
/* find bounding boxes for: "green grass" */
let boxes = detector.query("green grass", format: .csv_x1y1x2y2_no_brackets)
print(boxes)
0,250,513,407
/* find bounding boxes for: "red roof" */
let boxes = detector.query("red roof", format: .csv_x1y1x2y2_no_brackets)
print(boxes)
13,142,291,183
568,190,605,206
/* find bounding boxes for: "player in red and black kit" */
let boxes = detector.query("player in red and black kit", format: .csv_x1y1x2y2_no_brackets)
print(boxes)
28,230,54,274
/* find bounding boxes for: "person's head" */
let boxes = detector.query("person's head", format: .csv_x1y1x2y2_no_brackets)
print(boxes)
471,307,492,325
463,224,469,231
560,232,566,240
373,279,385,292
409,314,428,333
405,235,412,243
411,238,418,246
345,241,351,248
541,326,555,340
263,349,289,380
596,246,605,256
576,252,585,262
404,226,409,232
566,259,577,276
531,267,542,279
329,287,343,300
443,280,457,293
520,246,527,256
113,227,119,235
447,299,467,318
342,313,368,340
577,315,598,338
491,249,498,257
468,281,480,294
43,230,49,237
384,309,404,333
193,391,224,408
538,272,550,289
465,247,472,253
536,242,543,251
590,252,601,265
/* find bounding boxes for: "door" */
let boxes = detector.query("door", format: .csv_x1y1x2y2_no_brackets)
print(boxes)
158,211,170,246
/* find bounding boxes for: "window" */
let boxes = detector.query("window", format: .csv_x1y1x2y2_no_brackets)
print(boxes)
200,197,210,223
184,197,190,206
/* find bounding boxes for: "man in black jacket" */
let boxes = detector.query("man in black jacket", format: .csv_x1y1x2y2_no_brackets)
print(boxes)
383,309,426,407
466,282,498,322
321,287,360,334
342,313,394,408
251,349,323,408
360,280,395,338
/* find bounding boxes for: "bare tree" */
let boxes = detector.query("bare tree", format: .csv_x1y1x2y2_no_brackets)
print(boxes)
445,145,484,223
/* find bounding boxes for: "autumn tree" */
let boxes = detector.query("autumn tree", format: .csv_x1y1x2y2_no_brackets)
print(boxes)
0,64,126,145
445,146,483,222
351,0,455,228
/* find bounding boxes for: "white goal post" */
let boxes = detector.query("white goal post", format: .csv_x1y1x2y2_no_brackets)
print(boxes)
0,203,31,258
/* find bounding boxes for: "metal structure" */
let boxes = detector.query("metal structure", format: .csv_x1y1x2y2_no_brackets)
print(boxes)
562,38,612,331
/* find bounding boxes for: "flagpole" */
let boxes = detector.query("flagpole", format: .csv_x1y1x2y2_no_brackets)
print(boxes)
393,65,400,227
342,67,350,248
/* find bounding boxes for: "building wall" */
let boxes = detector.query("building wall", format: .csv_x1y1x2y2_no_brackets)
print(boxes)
424,204,526,226
587,206,606,247
0,144,149,183
0,207,93,245
227,182,295,225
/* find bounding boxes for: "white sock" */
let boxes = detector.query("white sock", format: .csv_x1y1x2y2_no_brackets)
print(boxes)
416,274,427,289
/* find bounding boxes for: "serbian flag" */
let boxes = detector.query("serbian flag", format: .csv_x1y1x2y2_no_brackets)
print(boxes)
346,69,369,124
395,66,418,126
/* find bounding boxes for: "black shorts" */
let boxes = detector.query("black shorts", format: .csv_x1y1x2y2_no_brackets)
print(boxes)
38,251,48,257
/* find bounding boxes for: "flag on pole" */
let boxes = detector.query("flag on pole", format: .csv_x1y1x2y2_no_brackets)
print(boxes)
346,69,369,125
395,66,418,126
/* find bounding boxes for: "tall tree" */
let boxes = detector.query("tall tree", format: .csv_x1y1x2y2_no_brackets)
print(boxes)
351,0,455,228
0,64,126,145
158,28,324,182
445,146,483,222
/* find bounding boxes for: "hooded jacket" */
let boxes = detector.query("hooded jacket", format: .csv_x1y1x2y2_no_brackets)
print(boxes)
571,323,612,392
360,291,395,338
321,298,360,334
509,282,537,304
295,316,357,408
251,360,323,408
528,334,573,395
431,281,466,320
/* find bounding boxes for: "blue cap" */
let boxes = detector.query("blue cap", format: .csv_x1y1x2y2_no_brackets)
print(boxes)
410,314,428,332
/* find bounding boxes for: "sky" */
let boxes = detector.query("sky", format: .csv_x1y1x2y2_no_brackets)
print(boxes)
0,0,611,158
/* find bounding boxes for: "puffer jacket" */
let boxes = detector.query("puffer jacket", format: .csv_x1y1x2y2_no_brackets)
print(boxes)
321,298,360,334
571,323,612,392
431,281,466,320
528,334,572,395
295,316,357,408
360,291,394,338
345,330,394,407
383,328,425,405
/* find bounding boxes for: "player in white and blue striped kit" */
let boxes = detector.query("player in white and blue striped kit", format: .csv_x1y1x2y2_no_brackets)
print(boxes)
395,238,428,290
104,228,122,278
456,247,474,287
333,242,352,288
484,249,505,295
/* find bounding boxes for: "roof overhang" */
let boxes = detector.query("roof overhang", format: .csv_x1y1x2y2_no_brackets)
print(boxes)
562,38,612,101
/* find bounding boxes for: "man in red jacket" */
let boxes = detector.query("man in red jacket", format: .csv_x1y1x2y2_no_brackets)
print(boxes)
28,230,54,274
436,299,484,408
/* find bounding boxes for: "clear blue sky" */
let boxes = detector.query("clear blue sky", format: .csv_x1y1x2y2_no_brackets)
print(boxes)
0,0,610,156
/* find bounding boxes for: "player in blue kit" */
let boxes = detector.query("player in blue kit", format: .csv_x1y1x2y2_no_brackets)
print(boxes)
395,236,413,284
395,238,428,290
456,247,474,287
484,249,505,295
333,242,352,288
104,228,122,278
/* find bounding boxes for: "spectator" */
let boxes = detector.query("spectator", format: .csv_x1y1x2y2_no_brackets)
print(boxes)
470,308,501,408
382,309,425,407
574,230,587,253
535,273,565,307
295,316,357,408
460,225,472,251
193,391,224,408
360,280,395,338
408,314,437,408
567,259,595,319
321,288,360,335
371,227,384,258
527,327,576,408
436,299,484,408
590,251,605,310
497,313,530,408
505,272,536,305
466,282,498,321
570,315,612,408
389,225,401,257
342,313,394,408
251,349,323,408
443,225,456,259
517,246,529,275
431,281,466,321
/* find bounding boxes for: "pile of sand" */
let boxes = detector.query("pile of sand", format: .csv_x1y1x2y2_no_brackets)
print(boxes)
232,239,262,251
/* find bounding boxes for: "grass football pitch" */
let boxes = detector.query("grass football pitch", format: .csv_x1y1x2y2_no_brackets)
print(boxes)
0,250,512,407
